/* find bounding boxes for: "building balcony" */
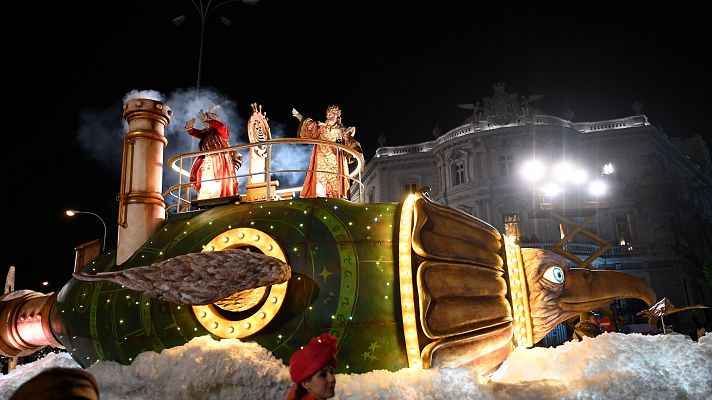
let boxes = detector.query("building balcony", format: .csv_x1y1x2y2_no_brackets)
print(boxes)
522,242,650,259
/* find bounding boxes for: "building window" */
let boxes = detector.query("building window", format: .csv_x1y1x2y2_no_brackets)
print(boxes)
499,155,513,176
614,214,633,245
451,161,465,186
368,187,375,203
475,152,485,179
479,199,490,222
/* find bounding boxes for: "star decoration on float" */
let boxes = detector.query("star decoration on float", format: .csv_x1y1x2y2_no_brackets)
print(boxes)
318,266,334,281
368,341,380,353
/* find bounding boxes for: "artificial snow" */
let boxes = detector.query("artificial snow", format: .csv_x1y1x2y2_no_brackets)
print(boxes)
1,332,710,400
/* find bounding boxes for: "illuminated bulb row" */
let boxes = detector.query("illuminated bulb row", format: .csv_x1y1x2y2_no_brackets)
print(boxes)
198,309,261,334
398,194,421,368
193,228,288,339
504,236,532,348
194,293,281,339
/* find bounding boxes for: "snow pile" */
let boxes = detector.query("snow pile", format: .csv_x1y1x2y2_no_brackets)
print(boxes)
1,333,710,399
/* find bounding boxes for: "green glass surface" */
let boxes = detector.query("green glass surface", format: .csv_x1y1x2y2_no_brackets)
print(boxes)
51,199,408,373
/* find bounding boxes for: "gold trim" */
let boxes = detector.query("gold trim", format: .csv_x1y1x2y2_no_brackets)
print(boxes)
192,228,289,339
398,194,421,368
504,236,533,347
117,138,134,228
123,110,171,126
125,129,169,146
123,192,165,205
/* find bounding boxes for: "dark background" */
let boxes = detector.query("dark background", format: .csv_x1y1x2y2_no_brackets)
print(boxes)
3,1,711,292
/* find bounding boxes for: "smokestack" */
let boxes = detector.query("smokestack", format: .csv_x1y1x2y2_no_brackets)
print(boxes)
117,98,172,264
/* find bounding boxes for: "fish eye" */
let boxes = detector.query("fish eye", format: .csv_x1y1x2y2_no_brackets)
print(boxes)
543,266,565,283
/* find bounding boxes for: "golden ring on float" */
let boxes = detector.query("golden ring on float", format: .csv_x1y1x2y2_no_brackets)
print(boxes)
192,227,289,339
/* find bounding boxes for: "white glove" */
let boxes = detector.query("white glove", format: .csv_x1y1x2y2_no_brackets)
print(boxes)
292,108,303,121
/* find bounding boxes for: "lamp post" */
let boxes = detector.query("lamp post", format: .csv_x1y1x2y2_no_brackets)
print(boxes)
66,210,107,252
173,0,254,96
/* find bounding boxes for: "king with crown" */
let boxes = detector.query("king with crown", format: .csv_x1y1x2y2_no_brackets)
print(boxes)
292,105,361,199
184,104,243,200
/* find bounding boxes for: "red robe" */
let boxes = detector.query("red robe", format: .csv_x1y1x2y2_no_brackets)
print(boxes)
186,119,240,199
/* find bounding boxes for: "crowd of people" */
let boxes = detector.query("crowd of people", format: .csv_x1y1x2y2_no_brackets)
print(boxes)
568,310,708,342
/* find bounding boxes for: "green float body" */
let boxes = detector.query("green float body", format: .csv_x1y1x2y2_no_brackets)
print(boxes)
52,198,408,372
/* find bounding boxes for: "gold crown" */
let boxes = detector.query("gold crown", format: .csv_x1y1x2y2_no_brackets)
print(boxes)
326,105,341,116
200,103,222,122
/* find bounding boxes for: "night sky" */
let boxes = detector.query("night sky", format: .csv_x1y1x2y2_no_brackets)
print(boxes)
3,1,711,292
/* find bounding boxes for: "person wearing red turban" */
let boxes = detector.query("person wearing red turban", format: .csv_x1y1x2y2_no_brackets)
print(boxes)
284,333,338,400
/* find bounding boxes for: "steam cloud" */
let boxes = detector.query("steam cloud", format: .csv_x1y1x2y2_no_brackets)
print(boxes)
76,87,313,206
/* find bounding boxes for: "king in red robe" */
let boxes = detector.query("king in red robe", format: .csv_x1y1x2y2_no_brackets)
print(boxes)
185,105,243,200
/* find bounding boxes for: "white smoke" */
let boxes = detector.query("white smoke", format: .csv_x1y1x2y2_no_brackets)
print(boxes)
77,105,129,172
75,87,313,207
123,89,164,103
267,119,311,188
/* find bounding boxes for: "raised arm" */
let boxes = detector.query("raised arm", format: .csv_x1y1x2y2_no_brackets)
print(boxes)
292,108,304,122
184,117,204,138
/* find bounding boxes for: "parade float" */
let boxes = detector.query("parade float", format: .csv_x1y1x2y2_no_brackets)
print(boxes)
0,97,656,377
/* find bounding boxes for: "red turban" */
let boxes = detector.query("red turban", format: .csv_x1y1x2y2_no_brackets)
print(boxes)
289,333,338,383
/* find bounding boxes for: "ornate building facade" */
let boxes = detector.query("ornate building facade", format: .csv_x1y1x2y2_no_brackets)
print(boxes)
359,84,712,333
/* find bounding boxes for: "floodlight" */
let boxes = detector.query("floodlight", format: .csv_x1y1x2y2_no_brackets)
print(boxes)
570,168,588,185
588,180,607,196
541,183,562,196
520,159,545,183
553,162,574,183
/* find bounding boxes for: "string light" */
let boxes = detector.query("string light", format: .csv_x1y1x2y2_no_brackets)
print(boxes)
398,194,421,368
193,227,288,339
505,236,533,348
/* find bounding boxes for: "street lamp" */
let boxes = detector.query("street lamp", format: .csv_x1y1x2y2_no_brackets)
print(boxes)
173,0,256,96
66,210,107,252
519,159,612,268
519,159,611,201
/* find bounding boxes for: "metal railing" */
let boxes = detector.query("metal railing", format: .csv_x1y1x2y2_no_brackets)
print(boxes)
523,243,649,258
373,115,651,158
163,138,365,213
